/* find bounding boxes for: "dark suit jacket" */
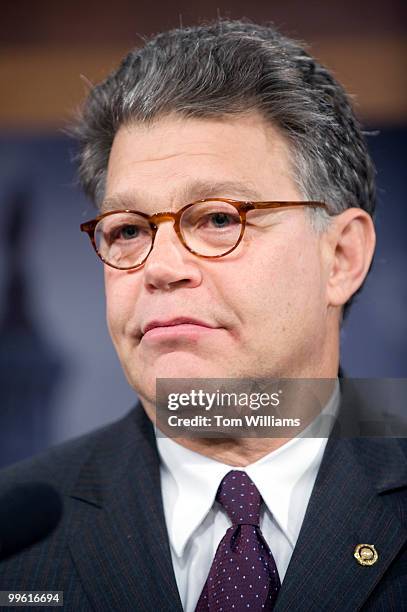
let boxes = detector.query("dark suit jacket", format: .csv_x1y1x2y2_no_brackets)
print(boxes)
0,397,406,611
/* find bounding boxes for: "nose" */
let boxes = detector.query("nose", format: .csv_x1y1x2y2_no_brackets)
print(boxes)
142,220,202,291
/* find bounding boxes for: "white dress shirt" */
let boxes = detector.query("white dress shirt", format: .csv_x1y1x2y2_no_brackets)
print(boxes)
156,383,339,612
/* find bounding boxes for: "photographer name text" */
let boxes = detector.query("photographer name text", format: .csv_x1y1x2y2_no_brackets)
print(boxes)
167,414,301,428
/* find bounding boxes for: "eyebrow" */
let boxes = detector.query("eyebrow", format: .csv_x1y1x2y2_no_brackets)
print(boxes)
101,180,263,213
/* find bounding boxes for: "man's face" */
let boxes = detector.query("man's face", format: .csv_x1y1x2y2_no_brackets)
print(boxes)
104,114,332,406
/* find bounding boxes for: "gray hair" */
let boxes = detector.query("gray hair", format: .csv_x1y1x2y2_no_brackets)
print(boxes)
73,19,377,310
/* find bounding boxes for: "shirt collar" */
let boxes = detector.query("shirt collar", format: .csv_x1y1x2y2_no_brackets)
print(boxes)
156,380,339,557
156,434,229,557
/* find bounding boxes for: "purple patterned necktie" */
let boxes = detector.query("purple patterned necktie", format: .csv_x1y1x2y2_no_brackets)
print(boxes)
195,470,281,611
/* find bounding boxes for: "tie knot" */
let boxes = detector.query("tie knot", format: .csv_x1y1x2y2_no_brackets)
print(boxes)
216,470,262,526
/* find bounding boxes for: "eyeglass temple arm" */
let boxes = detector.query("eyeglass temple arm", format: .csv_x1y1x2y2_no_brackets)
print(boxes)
80,221,97,234
250,200,329,211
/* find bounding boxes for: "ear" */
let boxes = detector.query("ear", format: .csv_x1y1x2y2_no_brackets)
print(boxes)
324,208,376,307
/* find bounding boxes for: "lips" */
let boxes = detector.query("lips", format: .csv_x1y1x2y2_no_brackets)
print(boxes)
142,317,215,337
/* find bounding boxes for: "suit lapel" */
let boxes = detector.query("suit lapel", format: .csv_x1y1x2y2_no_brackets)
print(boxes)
68,405,183,611
275,433,407,610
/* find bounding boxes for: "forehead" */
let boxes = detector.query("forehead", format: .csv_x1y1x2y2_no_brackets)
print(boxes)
103,113,301,212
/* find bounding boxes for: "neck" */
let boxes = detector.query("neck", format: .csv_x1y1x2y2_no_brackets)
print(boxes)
164,435,293,467
141,374,339,467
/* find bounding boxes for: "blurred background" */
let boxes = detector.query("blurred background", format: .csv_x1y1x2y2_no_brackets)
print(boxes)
0,0,406,467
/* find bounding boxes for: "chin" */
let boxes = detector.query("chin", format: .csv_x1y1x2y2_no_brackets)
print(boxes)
132,354,225,392
156,361,222,380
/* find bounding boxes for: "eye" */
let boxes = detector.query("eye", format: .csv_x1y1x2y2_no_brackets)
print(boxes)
119,224,139,240
208,212,235,228
181,201,241,235
196,210,240,230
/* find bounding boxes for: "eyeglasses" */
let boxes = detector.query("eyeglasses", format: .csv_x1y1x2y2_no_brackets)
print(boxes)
80,198,329,271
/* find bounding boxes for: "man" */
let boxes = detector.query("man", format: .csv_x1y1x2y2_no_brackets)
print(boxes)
0,19,406,611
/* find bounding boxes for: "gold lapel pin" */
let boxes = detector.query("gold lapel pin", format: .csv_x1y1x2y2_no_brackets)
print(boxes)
354,544,378,566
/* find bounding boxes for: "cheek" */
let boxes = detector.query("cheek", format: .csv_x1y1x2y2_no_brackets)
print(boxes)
228,233,322,319
104,269,140,336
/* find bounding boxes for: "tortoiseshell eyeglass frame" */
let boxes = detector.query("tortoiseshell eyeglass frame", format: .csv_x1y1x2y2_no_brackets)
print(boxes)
80,198,330,271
